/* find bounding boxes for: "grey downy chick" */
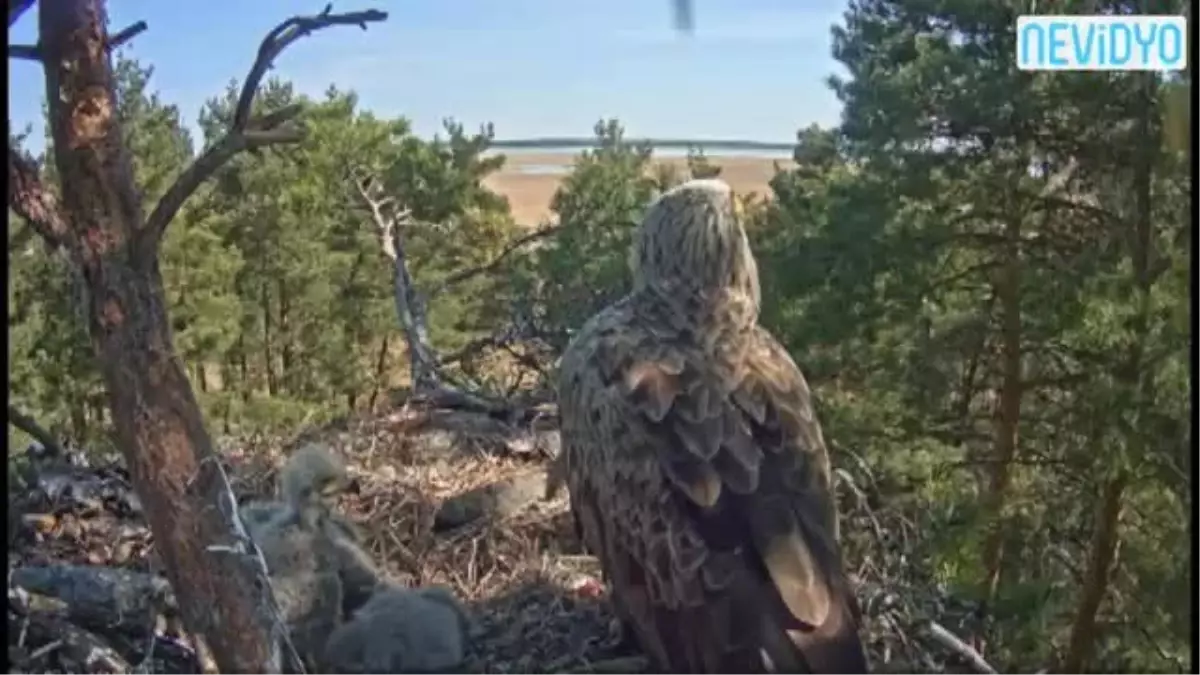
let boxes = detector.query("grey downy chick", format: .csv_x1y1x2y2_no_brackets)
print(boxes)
280,444,385,616
244,444,386,617
245,444,352,672
323,583,472,674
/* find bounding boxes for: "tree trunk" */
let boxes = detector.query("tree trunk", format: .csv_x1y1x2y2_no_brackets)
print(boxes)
1061,471,1128,673
36,1,278,670
391,233,441,393
235,336,250,400
262,284,278,396
368,334,391,411
1063,71,1162,674
278,278,293,393
978,215,1023,624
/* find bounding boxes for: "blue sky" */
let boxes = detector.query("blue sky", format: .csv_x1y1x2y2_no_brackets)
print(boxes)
8,0,849,150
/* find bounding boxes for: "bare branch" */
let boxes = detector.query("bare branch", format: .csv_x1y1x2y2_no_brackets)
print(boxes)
438,327,520,367
428,224,561,296
141,7,388,249
7,404,66,457
351,169,405,260
107,20,148,50
234,9,386,130
8,43,38,60
8,0,33,28
925,621,997,674
10,20,147,63
8,144,69,250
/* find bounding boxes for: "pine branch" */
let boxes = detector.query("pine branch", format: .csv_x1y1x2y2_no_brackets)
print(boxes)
141,6,388,249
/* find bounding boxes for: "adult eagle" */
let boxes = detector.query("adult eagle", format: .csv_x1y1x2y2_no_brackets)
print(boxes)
556,179,869,673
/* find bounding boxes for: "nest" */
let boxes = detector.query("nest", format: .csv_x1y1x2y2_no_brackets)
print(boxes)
7,402,994,674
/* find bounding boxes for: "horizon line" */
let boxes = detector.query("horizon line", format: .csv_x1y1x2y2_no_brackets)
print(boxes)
489,137,797,153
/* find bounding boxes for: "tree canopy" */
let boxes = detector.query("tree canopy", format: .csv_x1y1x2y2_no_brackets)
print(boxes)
7,0,1191,672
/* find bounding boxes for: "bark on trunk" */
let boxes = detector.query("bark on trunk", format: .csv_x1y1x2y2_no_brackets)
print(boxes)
36,1,278,670
390,229,441,393
1063,72,1161,675
1061,472,1128,673
278,278,293,391
978,215,1023,619
368,334,391,410
262,284,278,396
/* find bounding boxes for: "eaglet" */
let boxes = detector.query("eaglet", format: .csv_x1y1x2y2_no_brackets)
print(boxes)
556,178,869,673
239,444,384,670
323,583,472,674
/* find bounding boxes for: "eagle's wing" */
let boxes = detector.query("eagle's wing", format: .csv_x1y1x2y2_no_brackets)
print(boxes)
559,313,868,673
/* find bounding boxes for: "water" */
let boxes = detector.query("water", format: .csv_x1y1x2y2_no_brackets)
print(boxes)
487,142,795,161
514,163,573,176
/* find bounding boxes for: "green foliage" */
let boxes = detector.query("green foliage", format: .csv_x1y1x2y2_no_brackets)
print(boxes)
747,0,1191,670
512,119,660,351
8,12,1188,672
9,59,522,438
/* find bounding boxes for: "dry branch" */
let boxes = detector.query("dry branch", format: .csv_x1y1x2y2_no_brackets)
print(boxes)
10,564,174,634
428,224,561,296
925,621,997,674
9,42,38,59
106,20,146,49
141,6,388,248
7,404,66,457
349,165,556,417
9,19,146,62
7,145,68,250
8,0,33,27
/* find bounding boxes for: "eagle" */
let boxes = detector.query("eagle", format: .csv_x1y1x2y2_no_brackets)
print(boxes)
556,179,869,673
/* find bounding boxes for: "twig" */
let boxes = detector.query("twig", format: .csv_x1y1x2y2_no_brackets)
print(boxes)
141,6,388,249
428,225,561,296
107,21,148,50
8,144,68,250
7,403,66,457
438,328,520,367
925,620,998,674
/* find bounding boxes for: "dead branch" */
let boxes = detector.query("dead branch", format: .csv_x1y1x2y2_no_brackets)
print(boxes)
9,20,146,62
925,621,997,674
106,20,147,49
438,326,522,368
428,224,560,296
141,6,388,249
13,610,131,674
7,404,66,457
9,42,38,59
10,564,174,634
8,0,32,27
8,144,68,250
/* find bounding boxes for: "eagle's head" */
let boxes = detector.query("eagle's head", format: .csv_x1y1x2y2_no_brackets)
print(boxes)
631,178,761,313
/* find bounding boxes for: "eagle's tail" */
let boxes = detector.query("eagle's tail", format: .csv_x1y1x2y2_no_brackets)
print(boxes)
646,564,869,673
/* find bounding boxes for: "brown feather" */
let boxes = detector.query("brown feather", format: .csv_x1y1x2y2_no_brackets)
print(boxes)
558,179,869,674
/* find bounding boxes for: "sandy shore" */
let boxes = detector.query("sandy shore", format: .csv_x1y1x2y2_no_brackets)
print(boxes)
484,152,794,226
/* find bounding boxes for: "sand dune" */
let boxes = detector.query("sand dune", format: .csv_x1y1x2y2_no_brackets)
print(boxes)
484,152,794,226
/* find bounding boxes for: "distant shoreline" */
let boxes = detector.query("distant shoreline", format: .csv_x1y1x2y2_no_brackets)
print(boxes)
488,138,796,159
484,152,793,226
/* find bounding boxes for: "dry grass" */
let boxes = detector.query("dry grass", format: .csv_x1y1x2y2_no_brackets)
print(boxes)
485,152,793,227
